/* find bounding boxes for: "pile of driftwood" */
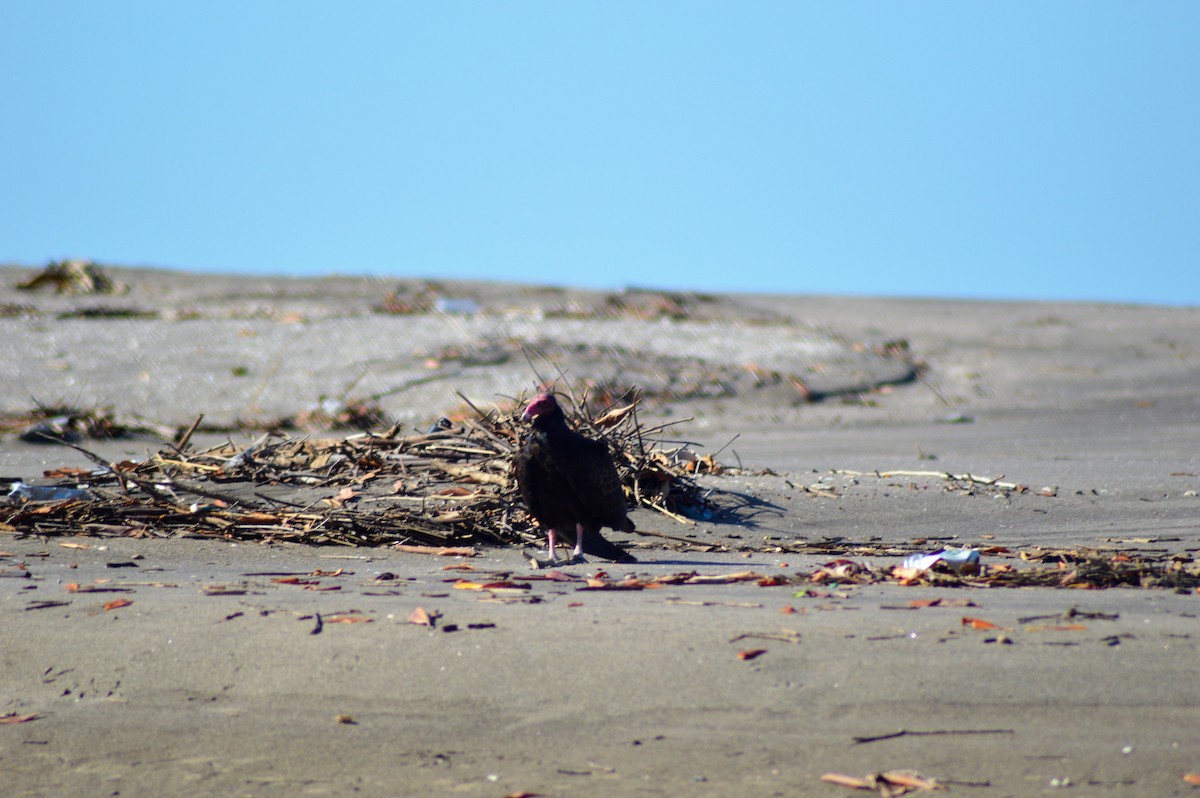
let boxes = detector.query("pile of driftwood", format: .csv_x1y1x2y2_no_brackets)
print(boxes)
1,394,720,550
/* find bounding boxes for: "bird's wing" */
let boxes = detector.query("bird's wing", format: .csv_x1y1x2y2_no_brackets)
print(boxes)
559,434,629,528
514,437,548,522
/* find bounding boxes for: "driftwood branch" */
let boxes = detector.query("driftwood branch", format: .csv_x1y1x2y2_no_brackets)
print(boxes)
852,728,1015,745
835,468,1025,491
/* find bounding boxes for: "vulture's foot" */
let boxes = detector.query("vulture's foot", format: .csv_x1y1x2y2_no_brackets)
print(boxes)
525,553,587,569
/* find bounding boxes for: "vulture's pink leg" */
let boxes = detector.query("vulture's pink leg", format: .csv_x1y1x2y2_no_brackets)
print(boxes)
573,523,587,559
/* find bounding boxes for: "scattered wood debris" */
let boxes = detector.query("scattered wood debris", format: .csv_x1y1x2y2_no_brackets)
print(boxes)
789,548,1200,591
0,391,721,550
835,468,1030,496
0,404,161,444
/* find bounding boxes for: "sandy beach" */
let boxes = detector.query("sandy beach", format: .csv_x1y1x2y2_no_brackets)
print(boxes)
2,266,1199,797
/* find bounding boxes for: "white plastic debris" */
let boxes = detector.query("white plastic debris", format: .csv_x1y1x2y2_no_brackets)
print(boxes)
318,397,345,415
6,482,91,502
902,547,980,573
434,297,479,315
223,433,271,470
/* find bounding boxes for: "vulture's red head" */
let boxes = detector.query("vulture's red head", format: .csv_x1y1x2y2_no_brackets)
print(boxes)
521,392,560,422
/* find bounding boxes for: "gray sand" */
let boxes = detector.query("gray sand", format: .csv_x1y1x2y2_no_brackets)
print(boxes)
2,267,1199,797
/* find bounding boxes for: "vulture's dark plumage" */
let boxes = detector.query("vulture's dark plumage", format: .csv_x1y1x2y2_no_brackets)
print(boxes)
514,393,637,564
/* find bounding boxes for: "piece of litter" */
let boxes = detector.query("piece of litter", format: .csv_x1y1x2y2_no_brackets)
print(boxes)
902,548,980,574
6,482,91,503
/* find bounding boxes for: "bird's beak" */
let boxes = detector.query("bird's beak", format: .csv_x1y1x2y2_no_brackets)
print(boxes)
521,406,536,421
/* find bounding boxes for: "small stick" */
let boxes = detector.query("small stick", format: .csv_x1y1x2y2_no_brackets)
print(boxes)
918,374,952,406
50,439,186,508
175,413,205,452
152,458,221,472
835,468,1022,490
170,477,261,508
710,432,741,460
253,492,309,508
453,390,493,423
631,399,646,460
643,501,694,525
852,728,1015,745
667,599,763,609
635,417,697,437
519,345,550,389
628,526,720,547
729,630,801,644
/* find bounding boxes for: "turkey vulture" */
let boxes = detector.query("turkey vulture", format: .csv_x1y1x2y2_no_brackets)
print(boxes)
514,393,637,564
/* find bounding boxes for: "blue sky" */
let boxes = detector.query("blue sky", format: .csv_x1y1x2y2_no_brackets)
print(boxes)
3,3,1197,306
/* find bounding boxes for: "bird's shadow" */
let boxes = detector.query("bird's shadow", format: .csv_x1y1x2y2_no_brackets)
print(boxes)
678,483,786,530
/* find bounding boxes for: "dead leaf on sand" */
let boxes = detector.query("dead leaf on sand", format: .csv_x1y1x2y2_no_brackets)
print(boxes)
821,770,945,794
527,569,580,582
962,616,1008,631
684,571,770,585
592,402,638,428
1183,773,1200,785
822,773,873,789
908,598,977,608
393,544,477,557
579,576,662,590
453,580,531,592
731,629,801,645
65,582,133,594
103,598,133,611
324,613,372,624
201,585,248,595
407,606,438,627
45,467,92,478
737,648,768,661
0,713,42,724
